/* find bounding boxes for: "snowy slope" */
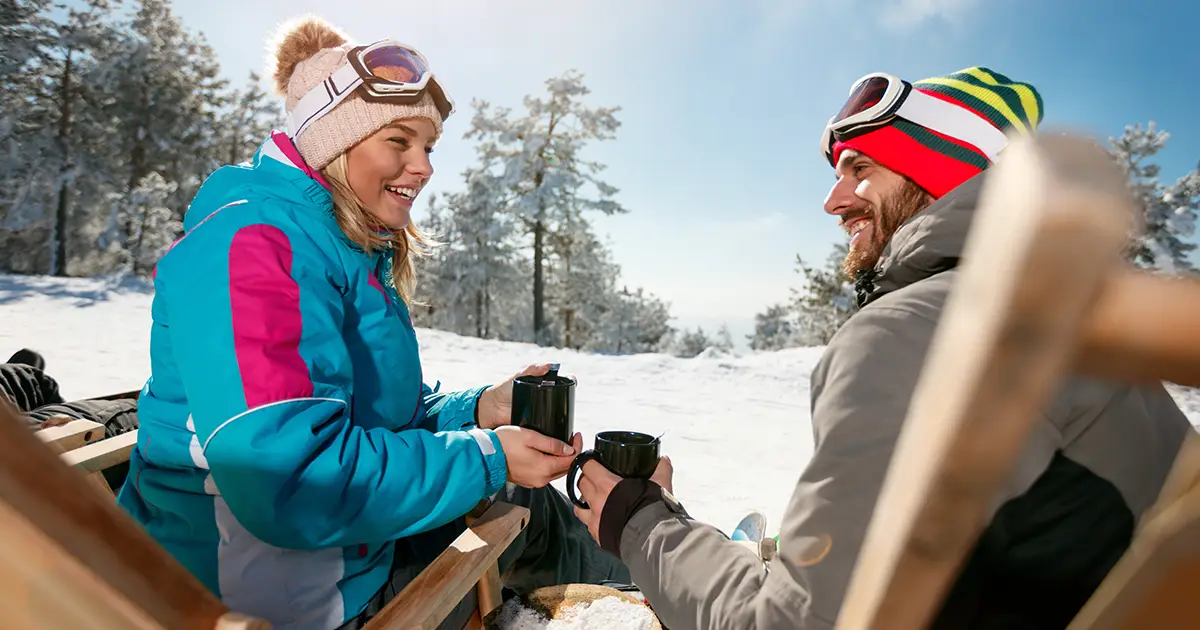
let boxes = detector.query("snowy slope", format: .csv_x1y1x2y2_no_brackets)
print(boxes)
2,273,1199,537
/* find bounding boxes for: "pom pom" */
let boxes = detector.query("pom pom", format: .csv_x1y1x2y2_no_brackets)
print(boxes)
269,15,349,97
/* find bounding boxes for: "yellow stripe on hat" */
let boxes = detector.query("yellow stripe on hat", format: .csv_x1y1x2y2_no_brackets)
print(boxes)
915,76,1029,135
961,67,1041,129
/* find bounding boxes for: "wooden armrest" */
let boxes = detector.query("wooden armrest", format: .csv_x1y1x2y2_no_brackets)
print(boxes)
363,501,530,630
37,420,105,451
1066,433,1200,629
61,430,138,473
87,389,142,402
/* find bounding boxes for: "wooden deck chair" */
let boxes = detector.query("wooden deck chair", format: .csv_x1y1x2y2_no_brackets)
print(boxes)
0,399,529,629
834,131,1200,630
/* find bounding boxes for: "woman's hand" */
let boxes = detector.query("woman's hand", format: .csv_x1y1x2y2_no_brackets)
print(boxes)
494,426,583,488
476,363,568,430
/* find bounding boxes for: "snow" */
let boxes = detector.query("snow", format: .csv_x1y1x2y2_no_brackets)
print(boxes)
3,273,1200,537
489,595,657,630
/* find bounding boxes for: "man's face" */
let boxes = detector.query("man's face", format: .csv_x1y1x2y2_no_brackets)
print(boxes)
823,149,933,278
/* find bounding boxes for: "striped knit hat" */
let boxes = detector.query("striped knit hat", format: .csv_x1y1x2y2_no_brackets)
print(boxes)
832,67,1044,198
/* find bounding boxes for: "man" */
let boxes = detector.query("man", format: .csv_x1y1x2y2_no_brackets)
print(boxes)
574,67,1194,629
2,348,139,488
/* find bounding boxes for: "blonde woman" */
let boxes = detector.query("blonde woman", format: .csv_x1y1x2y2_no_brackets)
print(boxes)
115,16,629,630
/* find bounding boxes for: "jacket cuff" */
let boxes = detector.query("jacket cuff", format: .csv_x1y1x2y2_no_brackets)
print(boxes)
440,385,489,431
600,479,667,555
468,428,508,495
618,500,690,562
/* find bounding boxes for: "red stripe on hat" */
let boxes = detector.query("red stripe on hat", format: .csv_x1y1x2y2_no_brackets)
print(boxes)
834,126,983,199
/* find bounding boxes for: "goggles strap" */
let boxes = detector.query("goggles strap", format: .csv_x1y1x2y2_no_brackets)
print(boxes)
893,89,1011,161
287,61,364,139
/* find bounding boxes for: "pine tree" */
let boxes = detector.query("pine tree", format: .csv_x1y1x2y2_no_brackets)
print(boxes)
101,172,182,277
747,304,796,351
1108,122,1198,273
545,214,620,349
465,71,626,345
215,72,283,165
749,241,858,350
790,242,858,345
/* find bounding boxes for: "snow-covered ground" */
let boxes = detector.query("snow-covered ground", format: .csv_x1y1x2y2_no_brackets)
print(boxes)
2,273,1199,536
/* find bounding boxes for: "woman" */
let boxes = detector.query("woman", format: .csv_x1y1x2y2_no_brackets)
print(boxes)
115,16,628,630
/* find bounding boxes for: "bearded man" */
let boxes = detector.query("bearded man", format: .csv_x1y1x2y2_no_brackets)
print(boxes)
572,67,1193,630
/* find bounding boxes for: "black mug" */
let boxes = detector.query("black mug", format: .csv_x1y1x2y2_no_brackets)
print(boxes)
511,364,575,444
567,431,661,509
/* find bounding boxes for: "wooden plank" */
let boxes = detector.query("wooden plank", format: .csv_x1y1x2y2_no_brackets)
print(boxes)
1067,433,1200,629
466,499,505,620
0,496,162,630
1075,270,1200,388
88,388,142,402
0,403,231,629
62,429,138,473
363,501,530,630
475,563,503,619
36,419,105,451
835,134,1136,630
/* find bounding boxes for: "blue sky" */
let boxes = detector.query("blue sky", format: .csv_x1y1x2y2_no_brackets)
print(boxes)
171,0,1199,342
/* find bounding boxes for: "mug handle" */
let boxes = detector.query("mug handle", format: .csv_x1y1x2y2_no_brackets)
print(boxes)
566,449,599,509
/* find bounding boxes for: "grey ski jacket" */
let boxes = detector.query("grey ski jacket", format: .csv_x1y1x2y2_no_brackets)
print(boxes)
610,173,1194,630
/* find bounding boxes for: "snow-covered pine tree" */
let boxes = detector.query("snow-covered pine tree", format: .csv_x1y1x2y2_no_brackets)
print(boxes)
426,163,527,339
1108,122,1198,273
104,172,182,277
410,192,447,329
665,327,715,359
0,0,122,275
465,71,627,345
585,286,674,354
544,213,621,349
90,0,226,229
747,303,797,351
749,241,857,350
790,242,858,345
216,72,283,165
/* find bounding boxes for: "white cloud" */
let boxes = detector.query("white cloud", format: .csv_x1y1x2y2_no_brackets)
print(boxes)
877,0,979,30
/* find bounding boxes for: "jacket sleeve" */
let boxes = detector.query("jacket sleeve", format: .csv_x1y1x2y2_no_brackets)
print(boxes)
164,221,509,550
417,382,491,433
617,305,937,630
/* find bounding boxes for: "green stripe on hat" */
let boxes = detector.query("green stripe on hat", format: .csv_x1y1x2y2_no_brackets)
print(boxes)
947,69,1037,129
914,66,1043,135
974,67,1043,127
911,80,1013,131
891,119,991,171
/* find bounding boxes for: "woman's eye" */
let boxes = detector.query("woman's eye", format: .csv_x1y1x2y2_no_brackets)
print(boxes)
390,138,410,148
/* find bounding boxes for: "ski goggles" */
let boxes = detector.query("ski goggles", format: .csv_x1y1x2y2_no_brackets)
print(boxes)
819,72,1010,166
286,39,454,139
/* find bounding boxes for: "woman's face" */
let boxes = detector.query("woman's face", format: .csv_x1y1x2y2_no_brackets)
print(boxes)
345,117,436,230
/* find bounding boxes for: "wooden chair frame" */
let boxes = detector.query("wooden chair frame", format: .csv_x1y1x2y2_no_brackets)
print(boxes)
1,401,529,629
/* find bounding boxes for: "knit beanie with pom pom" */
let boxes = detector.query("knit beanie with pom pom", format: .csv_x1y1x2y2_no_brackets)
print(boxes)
271,16,446,171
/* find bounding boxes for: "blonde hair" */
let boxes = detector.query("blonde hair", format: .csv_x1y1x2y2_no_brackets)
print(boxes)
321,153,435,304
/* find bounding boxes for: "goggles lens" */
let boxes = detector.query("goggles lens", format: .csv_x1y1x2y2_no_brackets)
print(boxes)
362,45,429,85
834,76,890,126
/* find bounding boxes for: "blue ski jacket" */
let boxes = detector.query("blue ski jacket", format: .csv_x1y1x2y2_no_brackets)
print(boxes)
116,132,509,630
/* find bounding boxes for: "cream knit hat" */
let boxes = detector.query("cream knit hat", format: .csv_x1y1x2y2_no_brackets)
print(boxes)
272,16,446,171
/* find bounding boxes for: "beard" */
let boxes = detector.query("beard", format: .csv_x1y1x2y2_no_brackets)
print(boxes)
842,178,934,279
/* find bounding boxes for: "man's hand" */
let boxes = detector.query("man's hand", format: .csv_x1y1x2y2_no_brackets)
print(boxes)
494,426,583,488
574,455,674,544
477,363,570,430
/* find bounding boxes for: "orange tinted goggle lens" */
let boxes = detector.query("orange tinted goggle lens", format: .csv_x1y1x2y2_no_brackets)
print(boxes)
362,46,428,84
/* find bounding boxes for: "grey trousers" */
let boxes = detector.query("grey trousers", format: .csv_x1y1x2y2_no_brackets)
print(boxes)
337,483,631,630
